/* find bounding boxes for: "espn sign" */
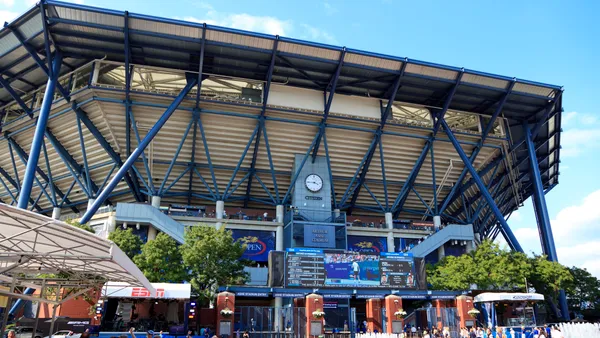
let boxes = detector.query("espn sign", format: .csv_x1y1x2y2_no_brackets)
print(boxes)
102,283,191,299
132,287,165,298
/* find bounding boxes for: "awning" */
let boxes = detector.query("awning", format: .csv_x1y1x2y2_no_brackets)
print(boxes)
0,203,154,303
102,282,191,299
473,292,545,303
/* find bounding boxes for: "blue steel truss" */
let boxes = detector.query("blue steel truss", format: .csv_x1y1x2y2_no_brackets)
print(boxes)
0,4,567,318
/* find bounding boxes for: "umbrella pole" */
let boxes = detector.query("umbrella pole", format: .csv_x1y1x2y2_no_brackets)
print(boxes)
0,277,17,337
32,280,46,338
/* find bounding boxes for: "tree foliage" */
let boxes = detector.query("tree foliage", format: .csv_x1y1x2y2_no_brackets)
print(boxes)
565,266,600,312
108,228,142,259
528,254,573,304
65,219,95,233
134,232,188,283
180,225,248,304
427,240,531,291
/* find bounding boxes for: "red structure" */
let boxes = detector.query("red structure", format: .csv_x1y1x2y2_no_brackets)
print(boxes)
215,291,235,337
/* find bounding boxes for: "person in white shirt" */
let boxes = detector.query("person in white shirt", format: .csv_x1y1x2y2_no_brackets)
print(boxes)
352,261,360,280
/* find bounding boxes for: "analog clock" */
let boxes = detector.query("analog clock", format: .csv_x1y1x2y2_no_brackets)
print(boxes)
305,174,323,193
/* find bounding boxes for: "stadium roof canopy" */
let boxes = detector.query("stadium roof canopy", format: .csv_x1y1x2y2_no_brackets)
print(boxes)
0,1,563,245
0,203,155,303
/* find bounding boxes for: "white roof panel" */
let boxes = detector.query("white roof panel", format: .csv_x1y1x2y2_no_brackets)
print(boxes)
0,203,154,294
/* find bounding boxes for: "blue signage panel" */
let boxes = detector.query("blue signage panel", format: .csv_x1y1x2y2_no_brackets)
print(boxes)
303,224,336,248
230,229,275,262
347,235,388,253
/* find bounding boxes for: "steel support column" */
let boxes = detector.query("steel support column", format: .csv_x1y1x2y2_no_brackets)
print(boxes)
80,74,197,224
438,80,516,214
440,118,523,252
391,71,464,218
73,104,143,202
524,122,569,320
17,51,62,209
244,38,279,206
345,63,406,215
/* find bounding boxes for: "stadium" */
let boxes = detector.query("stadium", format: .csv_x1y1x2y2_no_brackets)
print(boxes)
0,0,569,337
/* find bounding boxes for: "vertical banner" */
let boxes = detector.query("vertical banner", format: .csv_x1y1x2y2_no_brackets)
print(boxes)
347,235,388,253
230,229,276,262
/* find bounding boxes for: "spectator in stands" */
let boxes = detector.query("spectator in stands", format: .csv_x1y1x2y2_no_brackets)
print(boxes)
263,212,268,219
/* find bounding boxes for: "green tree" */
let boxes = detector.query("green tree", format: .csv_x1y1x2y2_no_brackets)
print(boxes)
65,219,95,233
427,240,531,291
565,266,600,312
180,225,248,305
528,254,573,304
134,233,188,283
108,228,142,259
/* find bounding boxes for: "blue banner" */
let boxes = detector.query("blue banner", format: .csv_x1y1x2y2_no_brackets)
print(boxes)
347,235,387,253
231,229,275,262
304,224,336,248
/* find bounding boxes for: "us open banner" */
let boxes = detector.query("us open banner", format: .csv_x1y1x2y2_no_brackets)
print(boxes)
347,235,387,253
231,229,275,262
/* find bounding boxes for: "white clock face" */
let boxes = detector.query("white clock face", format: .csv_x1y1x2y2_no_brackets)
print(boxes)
305,174,323,193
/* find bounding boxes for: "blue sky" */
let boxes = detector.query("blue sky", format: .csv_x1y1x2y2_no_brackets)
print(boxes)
2,0,599,275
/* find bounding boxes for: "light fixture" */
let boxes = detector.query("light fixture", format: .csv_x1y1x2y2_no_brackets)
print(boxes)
136,223,141,230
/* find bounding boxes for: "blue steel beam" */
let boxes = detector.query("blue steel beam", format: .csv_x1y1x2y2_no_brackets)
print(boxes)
0,166,43,212
0,76,32,116
9,137,78,213
5,24,70,101
438,81,516,214
127,108,156,194
311,49,346,162
187,116,198,205
524,122,570,320
322,130,337,209
73,104,144,202
158,119,194,195
45,127,107,199
80,74,198,224
391,72,464,217
244,38,279,206
508,91,563,154
440,118,523,252
16,51,62,209
345,64,406,215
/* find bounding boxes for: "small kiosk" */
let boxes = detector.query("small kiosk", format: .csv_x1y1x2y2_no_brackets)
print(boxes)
474,292,545,331
100,282,191,336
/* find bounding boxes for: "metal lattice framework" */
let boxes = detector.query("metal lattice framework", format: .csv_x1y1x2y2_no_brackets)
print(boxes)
0,1,563,256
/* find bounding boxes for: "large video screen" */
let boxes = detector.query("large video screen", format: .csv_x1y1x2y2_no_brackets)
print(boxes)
285,248,416,289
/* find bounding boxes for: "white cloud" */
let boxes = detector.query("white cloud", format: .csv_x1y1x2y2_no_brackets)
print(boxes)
510,210,522,222
562,111,577,125
323,2,338,16
182,3,335,43
560,128,600,157
0,0,14,7
0,10,18,24
26,0,83,6
509,189,600,277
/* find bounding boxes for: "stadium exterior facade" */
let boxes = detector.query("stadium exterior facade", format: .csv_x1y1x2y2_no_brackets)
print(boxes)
0,0,568,324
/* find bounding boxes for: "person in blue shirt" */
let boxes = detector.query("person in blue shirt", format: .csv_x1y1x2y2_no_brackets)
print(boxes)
544,324,551,338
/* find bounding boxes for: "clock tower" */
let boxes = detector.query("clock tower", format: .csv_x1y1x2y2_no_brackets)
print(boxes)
291,154,332,221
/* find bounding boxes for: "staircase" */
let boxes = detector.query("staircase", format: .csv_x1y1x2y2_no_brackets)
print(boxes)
115,203,185,243
408,224,474,257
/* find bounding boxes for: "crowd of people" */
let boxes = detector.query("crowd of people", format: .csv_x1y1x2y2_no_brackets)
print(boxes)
396,324,565,338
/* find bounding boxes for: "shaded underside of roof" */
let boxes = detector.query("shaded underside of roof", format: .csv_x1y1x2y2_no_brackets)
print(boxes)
0,0,563,234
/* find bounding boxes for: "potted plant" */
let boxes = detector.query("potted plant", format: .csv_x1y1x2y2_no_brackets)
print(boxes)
394,309,407,320
468,308,480,318
220,307,234,317
312,309,325,319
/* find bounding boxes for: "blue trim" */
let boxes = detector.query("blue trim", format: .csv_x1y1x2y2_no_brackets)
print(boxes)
430,143,437,215
17,51,62,210
7,140,20,189
378,136,389,210
441,118,522,252
80,74,197,224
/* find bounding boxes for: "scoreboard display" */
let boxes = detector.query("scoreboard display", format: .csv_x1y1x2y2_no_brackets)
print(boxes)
285,248,416,289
